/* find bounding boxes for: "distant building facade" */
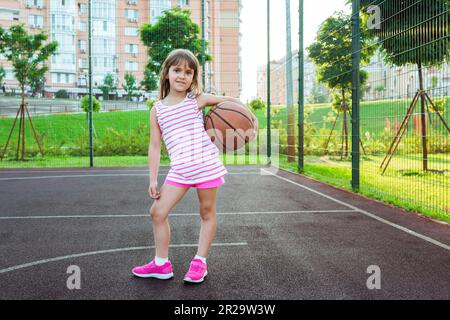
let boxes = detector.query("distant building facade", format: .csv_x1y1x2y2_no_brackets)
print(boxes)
0,0,241,98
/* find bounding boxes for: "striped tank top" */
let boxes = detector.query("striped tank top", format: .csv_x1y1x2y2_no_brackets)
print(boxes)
154,91,228,184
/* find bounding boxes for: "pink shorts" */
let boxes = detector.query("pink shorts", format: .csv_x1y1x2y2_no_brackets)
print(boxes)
164,176,225,189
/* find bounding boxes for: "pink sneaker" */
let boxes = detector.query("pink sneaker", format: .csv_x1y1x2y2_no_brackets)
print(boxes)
132,259,174,280
183,259,208,283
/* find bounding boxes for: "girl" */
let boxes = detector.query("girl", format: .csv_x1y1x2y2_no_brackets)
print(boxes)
132,49,258,284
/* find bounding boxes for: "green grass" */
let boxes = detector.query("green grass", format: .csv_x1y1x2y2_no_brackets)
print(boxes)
0,110,151,147
266,99,450,138
1,98,447,149
276,154,450,223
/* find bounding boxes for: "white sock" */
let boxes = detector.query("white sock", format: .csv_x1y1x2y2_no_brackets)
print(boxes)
194,255,207,264
154,256,169,266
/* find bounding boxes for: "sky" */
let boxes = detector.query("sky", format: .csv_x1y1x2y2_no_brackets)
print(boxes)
239,0,349,102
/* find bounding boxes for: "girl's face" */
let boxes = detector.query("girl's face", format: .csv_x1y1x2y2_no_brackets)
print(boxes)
167,60,195,93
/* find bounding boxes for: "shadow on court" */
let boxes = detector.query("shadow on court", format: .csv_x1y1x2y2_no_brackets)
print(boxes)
0,165,449,299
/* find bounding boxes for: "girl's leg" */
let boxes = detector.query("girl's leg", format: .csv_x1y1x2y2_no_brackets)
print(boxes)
150,183,190,258
195,187,218,258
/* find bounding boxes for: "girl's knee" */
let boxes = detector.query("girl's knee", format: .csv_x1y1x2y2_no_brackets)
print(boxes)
200,202,215,213
200,204,216,220
150,205,168,223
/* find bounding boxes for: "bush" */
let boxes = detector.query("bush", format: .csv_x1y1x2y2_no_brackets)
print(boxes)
146,99,155,110
80,95,101,113
248,98,266,111
93,123,149,156
55,89,69,99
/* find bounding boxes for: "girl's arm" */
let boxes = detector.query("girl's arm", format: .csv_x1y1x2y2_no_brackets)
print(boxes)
148,107,162,192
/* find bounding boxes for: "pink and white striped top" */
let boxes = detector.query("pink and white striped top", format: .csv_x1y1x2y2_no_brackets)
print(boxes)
154,91,228,184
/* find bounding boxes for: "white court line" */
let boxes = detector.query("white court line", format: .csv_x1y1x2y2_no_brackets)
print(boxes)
0,242,248,275
261,168,450,251
0,171,260,181
0,210,357,220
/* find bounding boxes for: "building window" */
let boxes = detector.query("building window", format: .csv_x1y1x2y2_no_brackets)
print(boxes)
125,27,137,36
125,44,138,54
5,69,15,81
78,3,86,14
125,9,138,20
79,21,86,32
79,58,87,68
125,61,138,72
28,15,44,28
178,0,189,7
78,40,86,51
27,0,44,7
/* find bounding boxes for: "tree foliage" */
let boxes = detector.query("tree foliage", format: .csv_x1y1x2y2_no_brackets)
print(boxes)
307,12,374,93
248,98,266,111
80,95,101,113
360,0,450,68
139,7,211,90
98,73,117,100
123,72,138,101
0,65,5,87
0,24,57,102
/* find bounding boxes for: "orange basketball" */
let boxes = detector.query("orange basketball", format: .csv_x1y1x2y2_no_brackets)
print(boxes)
204,101,258,152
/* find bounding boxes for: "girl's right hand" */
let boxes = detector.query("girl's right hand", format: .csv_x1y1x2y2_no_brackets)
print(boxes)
149,181,161,199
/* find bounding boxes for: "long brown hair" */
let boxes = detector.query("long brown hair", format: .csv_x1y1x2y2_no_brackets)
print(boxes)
158,49,202,100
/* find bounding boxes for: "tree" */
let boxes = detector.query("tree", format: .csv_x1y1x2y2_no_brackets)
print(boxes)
360,0,450,172
307,11,375,158
55,89,69,99
0,65,5,91
29,65,46,97
139,7,212,88
0,24,57,109
98,73,117,101
0,24,57,160
308,79,329,104
140,67,158,92
123,72,137,101
374,84,386,100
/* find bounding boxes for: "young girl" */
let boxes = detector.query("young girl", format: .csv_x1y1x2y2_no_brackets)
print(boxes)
132,49,258,284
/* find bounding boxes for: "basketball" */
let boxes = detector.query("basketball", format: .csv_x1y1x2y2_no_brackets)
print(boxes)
204,101,258,151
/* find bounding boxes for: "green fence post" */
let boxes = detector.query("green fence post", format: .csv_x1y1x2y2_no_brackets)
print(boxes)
351,0,361,191
267,0,271,164
88,0,93,167
298,0,304,173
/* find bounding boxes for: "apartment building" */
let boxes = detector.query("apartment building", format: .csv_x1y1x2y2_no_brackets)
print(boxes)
257,50,316,105
364,51,450,101
0,0,241,98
